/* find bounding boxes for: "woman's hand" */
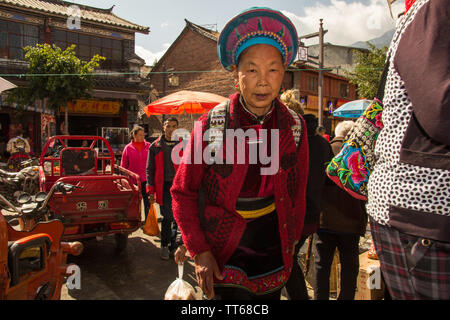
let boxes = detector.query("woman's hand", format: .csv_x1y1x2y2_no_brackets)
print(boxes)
193,251,224,299
174,245,188,264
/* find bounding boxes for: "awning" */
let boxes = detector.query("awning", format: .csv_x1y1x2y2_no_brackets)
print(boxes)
0,77,17,93
0,95,54,115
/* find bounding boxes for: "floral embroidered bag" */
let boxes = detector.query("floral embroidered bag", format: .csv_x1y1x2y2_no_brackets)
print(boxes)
326,55,389,201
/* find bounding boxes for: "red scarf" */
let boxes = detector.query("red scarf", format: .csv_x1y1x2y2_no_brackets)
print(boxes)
405,0,416,13
132,141,145,152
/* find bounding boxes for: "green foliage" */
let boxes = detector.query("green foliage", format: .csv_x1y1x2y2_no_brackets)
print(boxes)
346,42,388,99
7,44,105,110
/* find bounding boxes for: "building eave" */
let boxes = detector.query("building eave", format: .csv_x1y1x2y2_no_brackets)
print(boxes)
0,0,149,34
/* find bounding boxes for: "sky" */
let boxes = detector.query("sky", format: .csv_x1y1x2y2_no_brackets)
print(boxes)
71,0,405,65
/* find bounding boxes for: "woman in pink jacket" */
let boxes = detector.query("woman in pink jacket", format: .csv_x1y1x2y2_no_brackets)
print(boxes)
121,126,151,223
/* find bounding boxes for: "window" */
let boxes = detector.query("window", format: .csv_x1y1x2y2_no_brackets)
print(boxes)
24,35,38,47
339,83,349,98
24,25,38,37
79,34,90,45
79,44,90,58
52,29,66,42
307,76,318,92
49,29,123,68
67,31,78,44
0,19,39,60
90,46,101,57
102,37,112,49
0,31,7,58
112,49,122,61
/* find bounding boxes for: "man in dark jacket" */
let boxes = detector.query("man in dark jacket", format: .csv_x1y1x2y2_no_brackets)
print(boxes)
146,117,181,260
314,120,367,300
285,114,333,300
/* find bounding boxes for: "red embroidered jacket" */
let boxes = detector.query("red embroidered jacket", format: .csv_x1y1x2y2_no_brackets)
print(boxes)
171,93,309,276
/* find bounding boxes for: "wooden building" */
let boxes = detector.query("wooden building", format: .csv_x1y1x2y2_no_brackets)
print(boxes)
0,0,149,158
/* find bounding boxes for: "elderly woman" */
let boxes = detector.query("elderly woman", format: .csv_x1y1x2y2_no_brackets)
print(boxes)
171,7,309,300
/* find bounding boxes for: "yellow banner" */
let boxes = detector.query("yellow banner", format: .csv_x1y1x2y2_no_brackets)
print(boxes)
306,95,327,110
61,100,121,115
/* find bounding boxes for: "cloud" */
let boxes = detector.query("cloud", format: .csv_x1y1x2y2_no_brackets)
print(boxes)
282,0,404,46
161,22,169,28
135,45,168,65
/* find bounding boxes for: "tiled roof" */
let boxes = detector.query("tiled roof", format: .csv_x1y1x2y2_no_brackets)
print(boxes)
0,0,149,33
185,19,219,42
94,76,148,91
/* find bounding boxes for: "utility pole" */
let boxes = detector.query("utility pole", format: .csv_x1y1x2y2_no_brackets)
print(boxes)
298,19,328,126
318,19,324,127
162,64,166,123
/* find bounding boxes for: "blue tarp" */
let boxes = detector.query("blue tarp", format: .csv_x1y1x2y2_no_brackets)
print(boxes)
332,99,372,118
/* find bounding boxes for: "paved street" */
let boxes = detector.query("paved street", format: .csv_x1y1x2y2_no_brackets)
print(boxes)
3,207,302,300
61,227,200,300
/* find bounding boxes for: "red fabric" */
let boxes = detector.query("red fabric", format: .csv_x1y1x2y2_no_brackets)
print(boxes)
146,136,182,206
237,102,276,198
132,141,145,152
171,93,309,278
405,0,416,13
120,140,150,184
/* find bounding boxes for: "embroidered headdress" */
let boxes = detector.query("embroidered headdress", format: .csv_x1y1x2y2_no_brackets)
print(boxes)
218,7,299,70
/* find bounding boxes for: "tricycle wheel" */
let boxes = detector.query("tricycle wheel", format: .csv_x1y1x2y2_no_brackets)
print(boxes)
114,233,128,252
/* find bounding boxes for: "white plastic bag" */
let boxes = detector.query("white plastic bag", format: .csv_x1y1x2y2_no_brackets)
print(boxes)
164,263,198,300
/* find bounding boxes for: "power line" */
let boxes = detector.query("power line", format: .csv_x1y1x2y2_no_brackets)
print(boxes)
0,67,384,78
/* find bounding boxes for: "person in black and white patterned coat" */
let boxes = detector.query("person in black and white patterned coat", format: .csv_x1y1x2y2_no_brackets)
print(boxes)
366,0,449,299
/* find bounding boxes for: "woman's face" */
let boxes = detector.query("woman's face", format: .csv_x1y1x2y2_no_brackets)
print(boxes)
232,44,287,116
133,129,145,142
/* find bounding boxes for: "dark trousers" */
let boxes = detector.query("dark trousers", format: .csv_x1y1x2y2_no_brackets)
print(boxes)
160,181,178,248
214,286,282,300
284,237,310,300
141,181,150,221
313,230,360,300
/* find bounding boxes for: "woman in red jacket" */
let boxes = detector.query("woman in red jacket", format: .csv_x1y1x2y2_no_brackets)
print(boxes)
120,126,151,223
171,7,309,300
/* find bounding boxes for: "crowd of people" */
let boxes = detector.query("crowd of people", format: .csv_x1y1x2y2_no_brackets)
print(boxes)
120,1,448,301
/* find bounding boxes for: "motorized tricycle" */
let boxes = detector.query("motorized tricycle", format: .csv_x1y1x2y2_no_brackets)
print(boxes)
0,159,40,205
0,184,83,300
37,136,141,252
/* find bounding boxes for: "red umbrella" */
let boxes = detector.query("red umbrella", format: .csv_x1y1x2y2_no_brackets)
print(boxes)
145,90,228,116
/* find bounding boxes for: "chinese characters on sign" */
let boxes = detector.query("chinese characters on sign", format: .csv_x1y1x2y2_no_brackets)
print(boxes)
61,100,121,115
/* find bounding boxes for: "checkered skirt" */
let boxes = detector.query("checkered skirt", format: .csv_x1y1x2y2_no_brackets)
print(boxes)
370,218,450,300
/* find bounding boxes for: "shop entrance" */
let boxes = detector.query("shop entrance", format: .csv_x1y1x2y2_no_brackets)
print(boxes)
67,115,122,136
0,113,10,161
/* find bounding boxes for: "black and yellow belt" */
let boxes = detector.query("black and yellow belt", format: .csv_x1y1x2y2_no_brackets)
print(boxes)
235,196,275,219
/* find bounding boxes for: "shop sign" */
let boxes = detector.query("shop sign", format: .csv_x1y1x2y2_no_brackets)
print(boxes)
61,100,120,115
306,95,327,110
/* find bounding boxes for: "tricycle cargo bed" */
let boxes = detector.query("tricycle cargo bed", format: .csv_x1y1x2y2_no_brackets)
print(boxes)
39,136,142,241
47,175,141,240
